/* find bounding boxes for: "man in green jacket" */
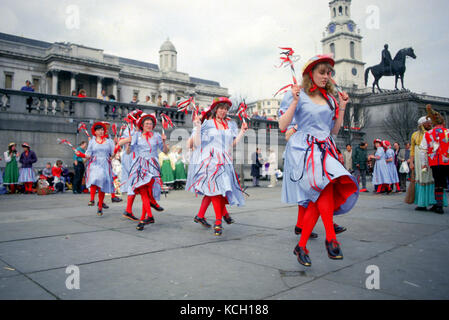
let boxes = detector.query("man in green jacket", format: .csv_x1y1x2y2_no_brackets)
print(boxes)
352,142,369,192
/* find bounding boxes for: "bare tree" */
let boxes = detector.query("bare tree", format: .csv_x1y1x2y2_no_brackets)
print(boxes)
382,102,419,144
340,102,371,145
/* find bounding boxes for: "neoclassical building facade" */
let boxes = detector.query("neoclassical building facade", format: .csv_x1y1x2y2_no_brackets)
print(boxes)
0,32,228,108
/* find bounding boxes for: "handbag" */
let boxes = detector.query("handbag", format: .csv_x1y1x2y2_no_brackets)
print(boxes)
399,161,409,174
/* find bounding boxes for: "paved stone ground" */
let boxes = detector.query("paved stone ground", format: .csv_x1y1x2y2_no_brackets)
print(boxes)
0,180,448,300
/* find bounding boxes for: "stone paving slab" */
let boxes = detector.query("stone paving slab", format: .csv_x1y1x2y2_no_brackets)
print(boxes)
0,183,448,300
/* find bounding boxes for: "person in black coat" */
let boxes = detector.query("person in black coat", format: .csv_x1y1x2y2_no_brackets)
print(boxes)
251,148,263,187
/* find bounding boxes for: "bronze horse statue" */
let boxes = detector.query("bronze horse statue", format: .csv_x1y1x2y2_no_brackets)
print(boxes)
365,47,417,93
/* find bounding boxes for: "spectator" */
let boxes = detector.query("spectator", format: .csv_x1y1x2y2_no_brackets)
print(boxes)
77,89,87,98
404,142,411,178
343,144,353,173
157,95,162,107
251,148,263,187
98,89,109,101
252,110,261,120
336,148,345,165
267,148,278,188
393,142,407,192
73,141,87,194
20,80,34,92
352,142,369,192
52,160,64,193
42,162,54,186
261,112,267,120
130,95,138,104
3,142,20,194
162,100,169,108
18,143,37,194
108,94,116,102
71,90,77,96
142,95,151,105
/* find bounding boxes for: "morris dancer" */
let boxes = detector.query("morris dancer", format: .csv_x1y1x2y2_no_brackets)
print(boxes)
118,113,168,230
278,54,358,267
83,122,116,215
187,97,247,236
383,140,401,192
370,139,392,194
409,116,445,211
420,105,449,214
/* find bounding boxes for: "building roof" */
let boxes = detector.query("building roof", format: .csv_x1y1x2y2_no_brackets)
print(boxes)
189,77,220,87
118,57,159,71
0,32,52,48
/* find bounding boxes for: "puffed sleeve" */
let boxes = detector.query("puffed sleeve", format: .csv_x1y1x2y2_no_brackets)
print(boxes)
4,151,11,163
278,90,302,118
229,120,239,139
194,119,212,143
129,131,139,153
85,139,94,157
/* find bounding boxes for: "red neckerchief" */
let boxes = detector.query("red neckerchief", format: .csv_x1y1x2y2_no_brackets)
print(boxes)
309,71,339,120
96,135,107,144
214,118,228,130
143,131,153,144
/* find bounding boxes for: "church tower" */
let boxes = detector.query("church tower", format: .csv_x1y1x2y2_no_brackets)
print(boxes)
321,0,365,89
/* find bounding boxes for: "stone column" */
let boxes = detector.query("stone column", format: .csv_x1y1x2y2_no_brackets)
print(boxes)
51,69,59,95
70,72,78,94
168,91,176,106
112,79,118,100
161,89,169,104
96,76,104,98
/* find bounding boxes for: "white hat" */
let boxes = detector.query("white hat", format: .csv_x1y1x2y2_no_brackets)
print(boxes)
418,116,430,125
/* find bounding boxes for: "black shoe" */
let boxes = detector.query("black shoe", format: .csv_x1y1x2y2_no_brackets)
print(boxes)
88,201,95,206
194,216,212,228
334,224,347,234
293,245,312,267
97,203,109,209
122,211,139,221
111,197,122,203
97,209,103,216
143,217,155,224
150,202,164,212
136,222,145,231
434,206,444,214
223,214,235,224
294,226,318,239
325,239,343,260
415,206,427,211
213,224,223,236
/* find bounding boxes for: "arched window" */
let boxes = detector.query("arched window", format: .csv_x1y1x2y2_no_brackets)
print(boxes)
339,6,343,15
350,41,355,59
333,8,336,17
330,43,336,58
345,6,348,16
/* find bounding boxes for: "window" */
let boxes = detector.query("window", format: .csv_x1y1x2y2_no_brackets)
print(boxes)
267,101,271,106
330,43,335,58
32,77,40,92
339,6,343,15
345,6,348,16
350,41,355,59
333,8,336,17
4,73,13,89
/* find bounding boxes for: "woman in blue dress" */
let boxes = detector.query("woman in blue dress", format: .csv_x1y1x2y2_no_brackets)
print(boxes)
18,143,38,194
370,139,393,193
187,97,248,236
83,122,116,215
118,113,168,231
278,54,358,267
383,140,401,192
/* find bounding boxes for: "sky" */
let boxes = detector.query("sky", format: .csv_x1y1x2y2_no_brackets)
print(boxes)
1,0,448,101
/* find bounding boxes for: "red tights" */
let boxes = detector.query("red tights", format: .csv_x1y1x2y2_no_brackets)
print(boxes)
136,180,155,221
90,185,105,209
126,195,136,214
197,195,229,223
24,182,33,193
298,183,337,248
296,205,306,228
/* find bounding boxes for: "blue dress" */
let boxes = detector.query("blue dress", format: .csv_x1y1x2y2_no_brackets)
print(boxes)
372,147,392,185
280,90,358,215
85,138,115,194
126,131,164,199
186,119,245,207
119,127,137,193
385,148,399,184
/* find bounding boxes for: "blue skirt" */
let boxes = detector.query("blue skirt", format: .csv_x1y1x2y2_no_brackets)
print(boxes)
18,168,36,183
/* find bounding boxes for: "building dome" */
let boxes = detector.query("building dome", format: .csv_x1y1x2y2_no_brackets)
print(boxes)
159,38,177,53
